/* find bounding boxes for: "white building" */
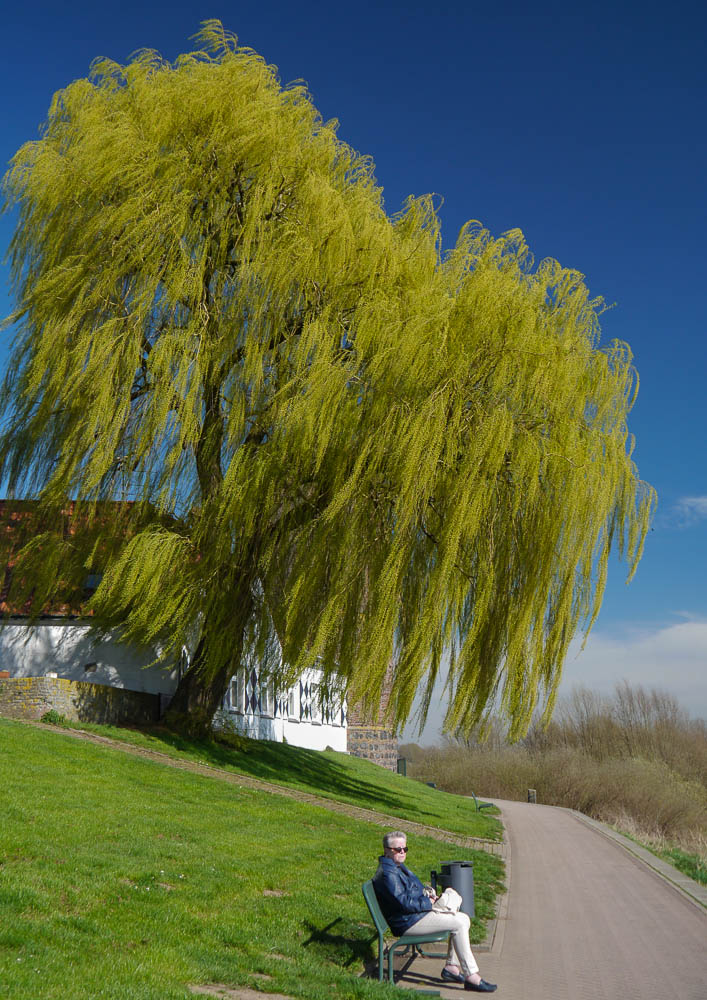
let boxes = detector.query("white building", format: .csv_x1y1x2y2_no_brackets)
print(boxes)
0,502,388,760
0,616,347,752
216,664,347,752
0,618,178,695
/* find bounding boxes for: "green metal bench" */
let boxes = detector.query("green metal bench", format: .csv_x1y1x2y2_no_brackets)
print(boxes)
470,791,493,812
362,879,450,983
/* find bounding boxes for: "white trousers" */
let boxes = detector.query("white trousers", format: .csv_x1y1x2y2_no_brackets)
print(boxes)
411,909,479,977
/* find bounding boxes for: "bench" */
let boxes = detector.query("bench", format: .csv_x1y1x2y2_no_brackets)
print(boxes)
362,879,450,983
470,791,493,812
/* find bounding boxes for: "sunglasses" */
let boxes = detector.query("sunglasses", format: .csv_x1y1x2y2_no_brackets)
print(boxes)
391,846,409,853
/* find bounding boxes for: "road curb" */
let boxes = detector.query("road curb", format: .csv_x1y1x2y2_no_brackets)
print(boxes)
476,836,511,957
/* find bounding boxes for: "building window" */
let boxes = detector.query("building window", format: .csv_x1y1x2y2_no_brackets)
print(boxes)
328,695,342,727
310,684,322,725
260,677,274,718
287,684,300,721
229,671,245,714
177,647,190,681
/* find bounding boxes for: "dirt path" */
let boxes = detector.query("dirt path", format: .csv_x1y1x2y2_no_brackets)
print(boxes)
29,721,504,855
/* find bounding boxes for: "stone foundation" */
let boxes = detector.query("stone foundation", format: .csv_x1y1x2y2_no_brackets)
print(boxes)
0,676,160,726
346,661,398,770
347,724,399,770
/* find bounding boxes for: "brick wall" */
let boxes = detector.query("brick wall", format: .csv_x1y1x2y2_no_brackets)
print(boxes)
0,676,160,726
346,661,398,770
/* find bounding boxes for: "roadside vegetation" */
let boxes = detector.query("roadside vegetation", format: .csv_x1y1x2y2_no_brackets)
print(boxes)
0,717,504,1000
401,682,706,884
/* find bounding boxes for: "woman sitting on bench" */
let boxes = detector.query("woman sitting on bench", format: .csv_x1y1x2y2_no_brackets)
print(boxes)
372,831,497,993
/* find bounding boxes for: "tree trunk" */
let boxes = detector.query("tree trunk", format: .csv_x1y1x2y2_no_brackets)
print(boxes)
164,367,233,740
161,641,234,739
163,584,253,739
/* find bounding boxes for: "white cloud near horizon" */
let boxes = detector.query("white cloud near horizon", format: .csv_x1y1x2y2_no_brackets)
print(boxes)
559,621,707,715
403,619,707,745
667,495,707,528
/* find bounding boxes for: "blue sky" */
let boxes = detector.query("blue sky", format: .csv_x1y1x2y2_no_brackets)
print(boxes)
1,1,705,730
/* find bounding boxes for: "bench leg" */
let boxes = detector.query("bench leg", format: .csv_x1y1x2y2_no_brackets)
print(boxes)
390,944,442,994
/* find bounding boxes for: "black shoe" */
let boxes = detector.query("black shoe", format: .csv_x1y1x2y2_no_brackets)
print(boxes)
441,968,465,983
464,979,497,993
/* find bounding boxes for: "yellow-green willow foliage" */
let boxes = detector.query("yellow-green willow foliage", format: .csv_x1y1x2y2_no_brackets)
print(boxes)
0,22,655,737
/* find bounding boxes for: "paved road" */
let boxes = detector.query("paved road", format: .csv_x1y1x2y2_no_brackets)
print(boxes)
403,799,706,1000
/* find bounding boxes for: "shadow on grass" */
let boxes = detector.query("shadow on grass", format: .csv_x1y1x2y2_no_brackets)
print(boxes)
116,724,451,823
302,917,448,985
301,917,376,971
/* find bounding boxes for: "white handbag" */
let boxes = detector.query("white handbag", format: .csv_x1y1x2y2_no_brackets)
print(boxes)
432,886,463,913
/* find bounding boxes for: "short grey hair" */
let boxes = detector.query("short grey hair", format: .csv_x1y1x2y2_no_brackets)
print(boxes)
383,830,407,849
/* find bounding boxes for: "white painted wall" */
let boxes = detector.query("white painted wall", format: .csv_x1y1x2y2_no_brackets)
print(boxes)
283,716,347,752
0,619,177,694
0,619,348,753
215,711,347,752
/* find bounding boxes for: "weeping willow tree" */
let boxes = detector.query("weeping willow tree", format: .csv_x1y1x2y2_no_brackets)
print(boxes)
0,22,655,739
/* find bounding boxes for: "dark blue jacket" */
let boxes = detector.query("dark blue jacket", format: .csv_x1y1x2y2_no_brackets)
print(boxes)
372,854,432,935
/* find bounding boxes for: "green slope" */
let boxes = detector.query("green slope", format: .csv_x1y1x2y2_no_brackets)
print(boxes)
0,718,504,1000
53,720,502,840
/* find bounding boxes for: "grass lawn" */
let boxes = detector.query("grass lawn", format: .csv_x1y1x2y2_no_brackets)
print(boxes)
0,717,505,1000
656,846,706,885
610,826,707,886
53,718,502,841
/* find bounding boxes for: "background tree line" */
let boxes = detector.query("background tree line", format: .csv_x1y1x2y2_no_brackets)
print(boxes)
401,681,706,872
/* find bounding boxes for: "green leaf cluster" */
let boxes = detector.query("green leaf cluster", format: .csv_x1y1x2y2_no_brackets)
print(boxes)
0,22,655,737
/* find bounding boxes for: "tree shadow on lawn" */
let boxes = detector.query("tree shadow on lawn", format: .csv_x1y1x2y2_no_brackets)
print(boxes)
128,725,448,823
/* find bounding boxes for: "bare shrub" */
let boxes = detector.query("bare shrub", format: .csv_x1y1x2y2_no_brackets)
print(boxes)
408,682,706,860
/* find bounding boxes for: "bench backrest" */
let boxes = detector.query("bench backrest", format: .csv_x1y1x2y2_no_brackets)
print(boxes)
471,791,491,811
362,879,390,935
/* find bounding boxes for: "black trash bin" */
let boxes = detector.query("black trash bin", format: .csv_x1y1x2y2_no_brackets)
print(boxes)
430,860,474,918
